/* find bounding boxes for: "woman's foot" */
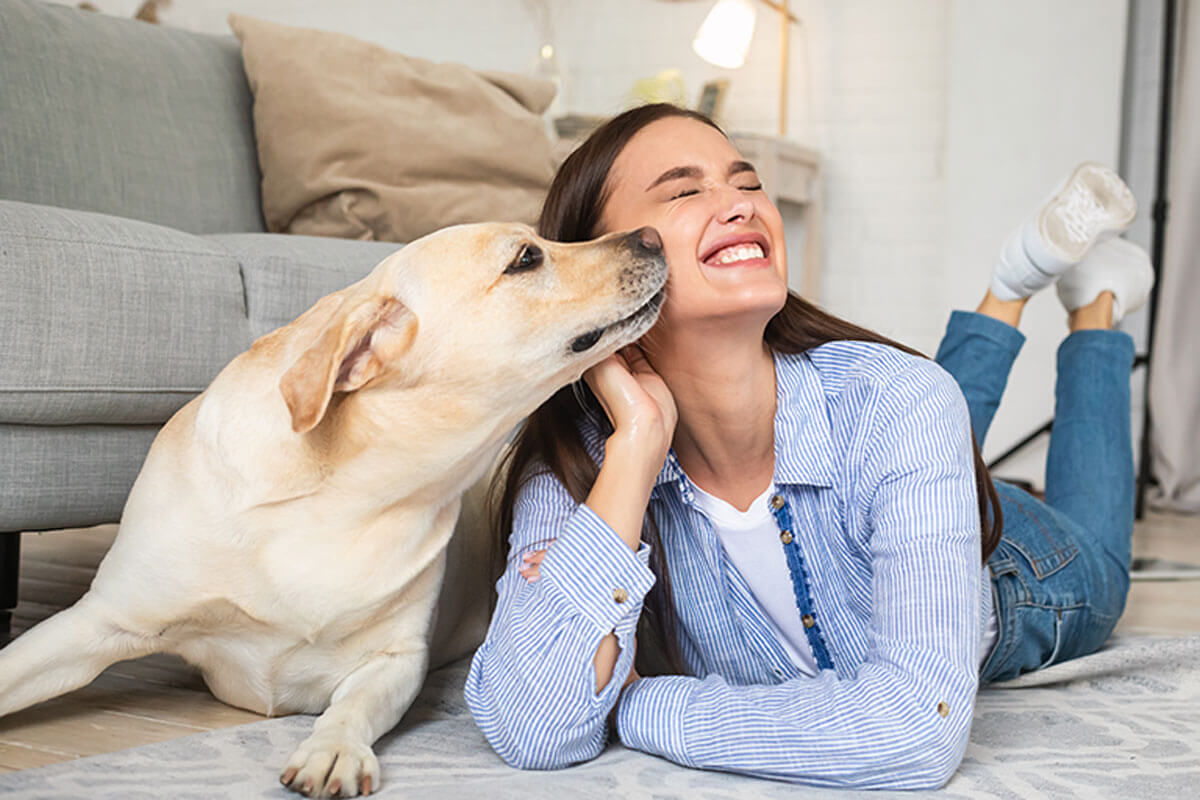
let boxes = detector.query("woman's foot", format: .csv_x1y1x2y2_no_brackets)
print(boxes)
1057,237,1154,325
990,163,1137,302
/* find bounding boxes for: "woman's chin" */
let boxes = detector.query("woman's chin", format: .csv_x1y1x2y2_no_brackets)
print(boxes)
699,259,787,291
673,284,789,328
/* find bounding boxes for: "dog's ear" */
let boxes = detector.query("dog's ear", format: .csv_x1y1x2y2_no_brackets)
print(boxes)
279,295,415,434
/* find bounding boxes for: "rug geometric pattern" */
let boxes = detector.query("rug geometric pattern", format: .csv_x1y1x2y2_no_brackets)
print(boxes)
1,635,1197,799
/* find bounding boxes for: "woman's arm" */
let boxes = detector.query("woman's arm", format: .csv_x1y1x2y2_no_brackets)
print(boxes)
463,468,651,770
569,346,676,693
464,348,674,769
581,435,658,690
614,360,983,790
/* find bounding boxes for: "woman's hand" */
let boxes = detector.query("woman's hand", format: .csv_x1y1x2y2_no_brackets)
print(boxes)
584,345,677,472
518,548,547,582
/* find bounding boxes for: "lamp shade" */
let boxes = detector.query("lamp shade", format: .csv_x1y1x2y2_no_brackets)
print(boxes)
692,0,757,69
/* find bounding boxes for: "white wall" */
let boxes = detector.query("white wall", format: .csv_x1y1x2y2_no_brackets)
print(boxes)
784,1,953,355
943,0,1129,481
67,0,1132,487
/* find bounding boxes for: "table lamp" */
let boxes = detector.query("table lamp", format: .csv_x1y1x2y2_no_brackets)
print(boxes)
690,0,800,136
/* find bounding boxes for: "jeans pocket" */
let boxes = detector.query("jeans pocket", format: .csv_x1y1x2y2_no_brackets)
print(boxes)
996,483,1081,580
984,486,1127,681
985,567,1073,679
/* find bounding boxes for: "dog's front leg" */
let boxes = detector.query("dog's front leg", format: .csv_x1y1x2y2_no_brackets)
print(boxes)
281,647,427,798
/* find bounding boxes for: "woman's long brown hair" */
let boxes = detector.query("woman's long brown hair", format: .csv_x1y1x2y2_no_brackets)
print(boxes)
489,103,1003,677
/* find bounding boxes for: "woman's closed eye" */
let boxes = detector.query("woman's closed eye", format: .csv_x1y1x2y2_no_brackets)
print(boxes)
669,182,762,201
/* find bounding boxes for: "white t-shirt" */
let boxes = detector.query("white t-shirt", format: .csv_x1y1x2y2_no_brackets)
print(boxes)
692,483,821,677
692,482,999,674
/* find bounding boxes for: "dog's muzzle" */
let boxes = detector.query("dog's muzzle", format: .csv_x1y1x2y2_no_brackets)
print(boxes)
569,228,667,354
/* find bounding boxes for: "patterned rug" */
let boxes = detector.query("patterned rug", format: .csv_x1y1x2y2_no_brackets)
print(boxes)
1,635,1197,799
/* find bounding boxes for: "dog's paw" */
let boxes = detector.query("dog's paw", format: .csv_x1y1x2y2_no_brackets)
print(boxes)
280,734,381,797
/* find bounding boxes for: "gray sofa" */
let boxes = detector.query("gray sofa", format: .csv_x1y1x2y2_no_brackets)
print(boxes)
0,0,407,632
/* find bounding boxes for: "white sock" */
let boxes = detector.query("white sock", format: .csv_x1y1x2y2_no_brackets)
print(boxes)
990,225,1057,301
1056,237,1154,323
990,163,1137,301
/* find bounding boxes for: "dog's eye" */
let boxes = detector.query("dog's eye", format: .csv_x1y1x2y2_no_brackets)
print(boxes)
505,245,543,275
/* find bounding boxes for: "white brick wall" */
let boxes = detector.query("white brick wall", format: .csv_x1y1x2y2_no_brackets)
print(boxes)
789,0,952,356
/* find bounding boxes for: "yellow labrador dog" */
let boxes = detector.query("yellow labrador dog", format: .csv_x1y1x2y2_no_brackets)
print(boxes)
0,223,666,797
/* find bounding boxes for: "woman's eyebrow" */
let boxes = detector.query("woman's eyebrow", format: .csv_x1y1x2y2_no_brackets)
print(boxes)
646,165,702,191
645,160,758,191
728,160,757,177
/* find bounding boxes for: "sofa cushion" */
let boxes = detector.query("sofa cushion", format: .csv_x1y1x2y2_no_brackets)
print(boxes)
227,13,556,243
0,0,265,235
0,424,160,532
206,233,401,339
0,201,252,425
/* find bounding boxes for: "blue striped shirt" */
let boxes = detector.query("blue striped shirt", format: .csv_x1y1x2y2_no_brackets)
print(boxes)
465,342,990,790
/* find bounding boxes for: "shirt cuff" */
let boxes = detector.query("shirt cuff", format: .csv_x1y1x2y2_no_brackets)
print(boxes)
537,502,656,635
615,674,695,766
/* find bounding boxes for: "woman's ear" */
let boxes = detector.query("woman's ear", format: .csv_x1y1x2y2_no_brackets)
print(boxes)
278,295,415,434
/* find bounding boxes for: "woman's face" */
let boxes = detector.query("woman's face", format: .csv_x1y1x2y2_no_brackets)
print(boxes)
598,116,789,342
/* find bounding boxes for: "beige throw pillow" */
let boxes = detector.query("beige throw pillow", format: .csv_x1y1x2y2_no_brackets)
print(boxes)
228,14,557,242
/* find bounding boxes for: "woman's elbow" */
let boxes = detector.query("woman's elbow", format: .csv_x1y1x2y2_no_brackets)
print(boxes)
902,753,964,791
827,718,969,790
488,738,588,771
464,673,604,771
471,711,603,771
895,720,970,790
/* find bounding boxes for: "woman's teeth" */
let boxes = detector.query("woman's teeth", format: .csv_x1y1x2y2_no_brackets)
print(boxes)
709,243,765,265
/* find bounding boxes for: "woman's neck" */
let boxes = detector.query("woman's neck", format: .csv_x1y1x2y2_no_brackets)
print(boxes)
645,325,777,512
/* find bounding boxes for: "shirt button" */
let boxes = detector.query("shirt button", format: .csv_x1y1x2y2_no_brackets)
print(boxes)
779,530,793,544
937,702,950,717
613,588,628,604
801,614,816,628
770,494,785,510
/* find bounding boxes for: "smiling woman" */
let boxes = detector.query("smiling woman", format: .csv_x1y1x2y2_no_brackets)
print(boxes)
501,105,1000,647
464,103,1147,790
599,116,791,361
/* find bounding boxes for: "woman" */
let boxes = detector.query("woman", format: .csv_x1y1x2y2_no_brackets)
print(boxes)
464,104,1152,789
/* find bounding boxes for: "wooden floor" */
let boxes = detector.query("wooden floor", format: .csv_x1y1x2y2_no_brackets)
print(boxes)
0,526,263,774
1,513,1198,775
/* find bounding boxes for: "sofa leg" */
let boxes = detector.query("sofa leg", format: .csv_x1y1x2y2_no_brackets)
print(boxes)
1,532,19,639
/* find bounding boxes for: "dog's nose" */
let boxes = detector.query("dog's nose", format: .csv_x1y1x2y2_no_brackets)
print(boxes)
630,226,662,255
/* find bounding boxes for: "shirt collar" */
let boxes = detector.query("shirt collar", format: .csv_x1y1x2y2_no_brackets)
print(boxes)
651,349,837,496
770,350,838,488
654,449,683,487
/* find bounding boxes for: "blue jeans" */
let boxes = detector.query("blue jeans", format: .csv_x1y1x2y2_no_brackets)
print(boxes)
934,311,1136,683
